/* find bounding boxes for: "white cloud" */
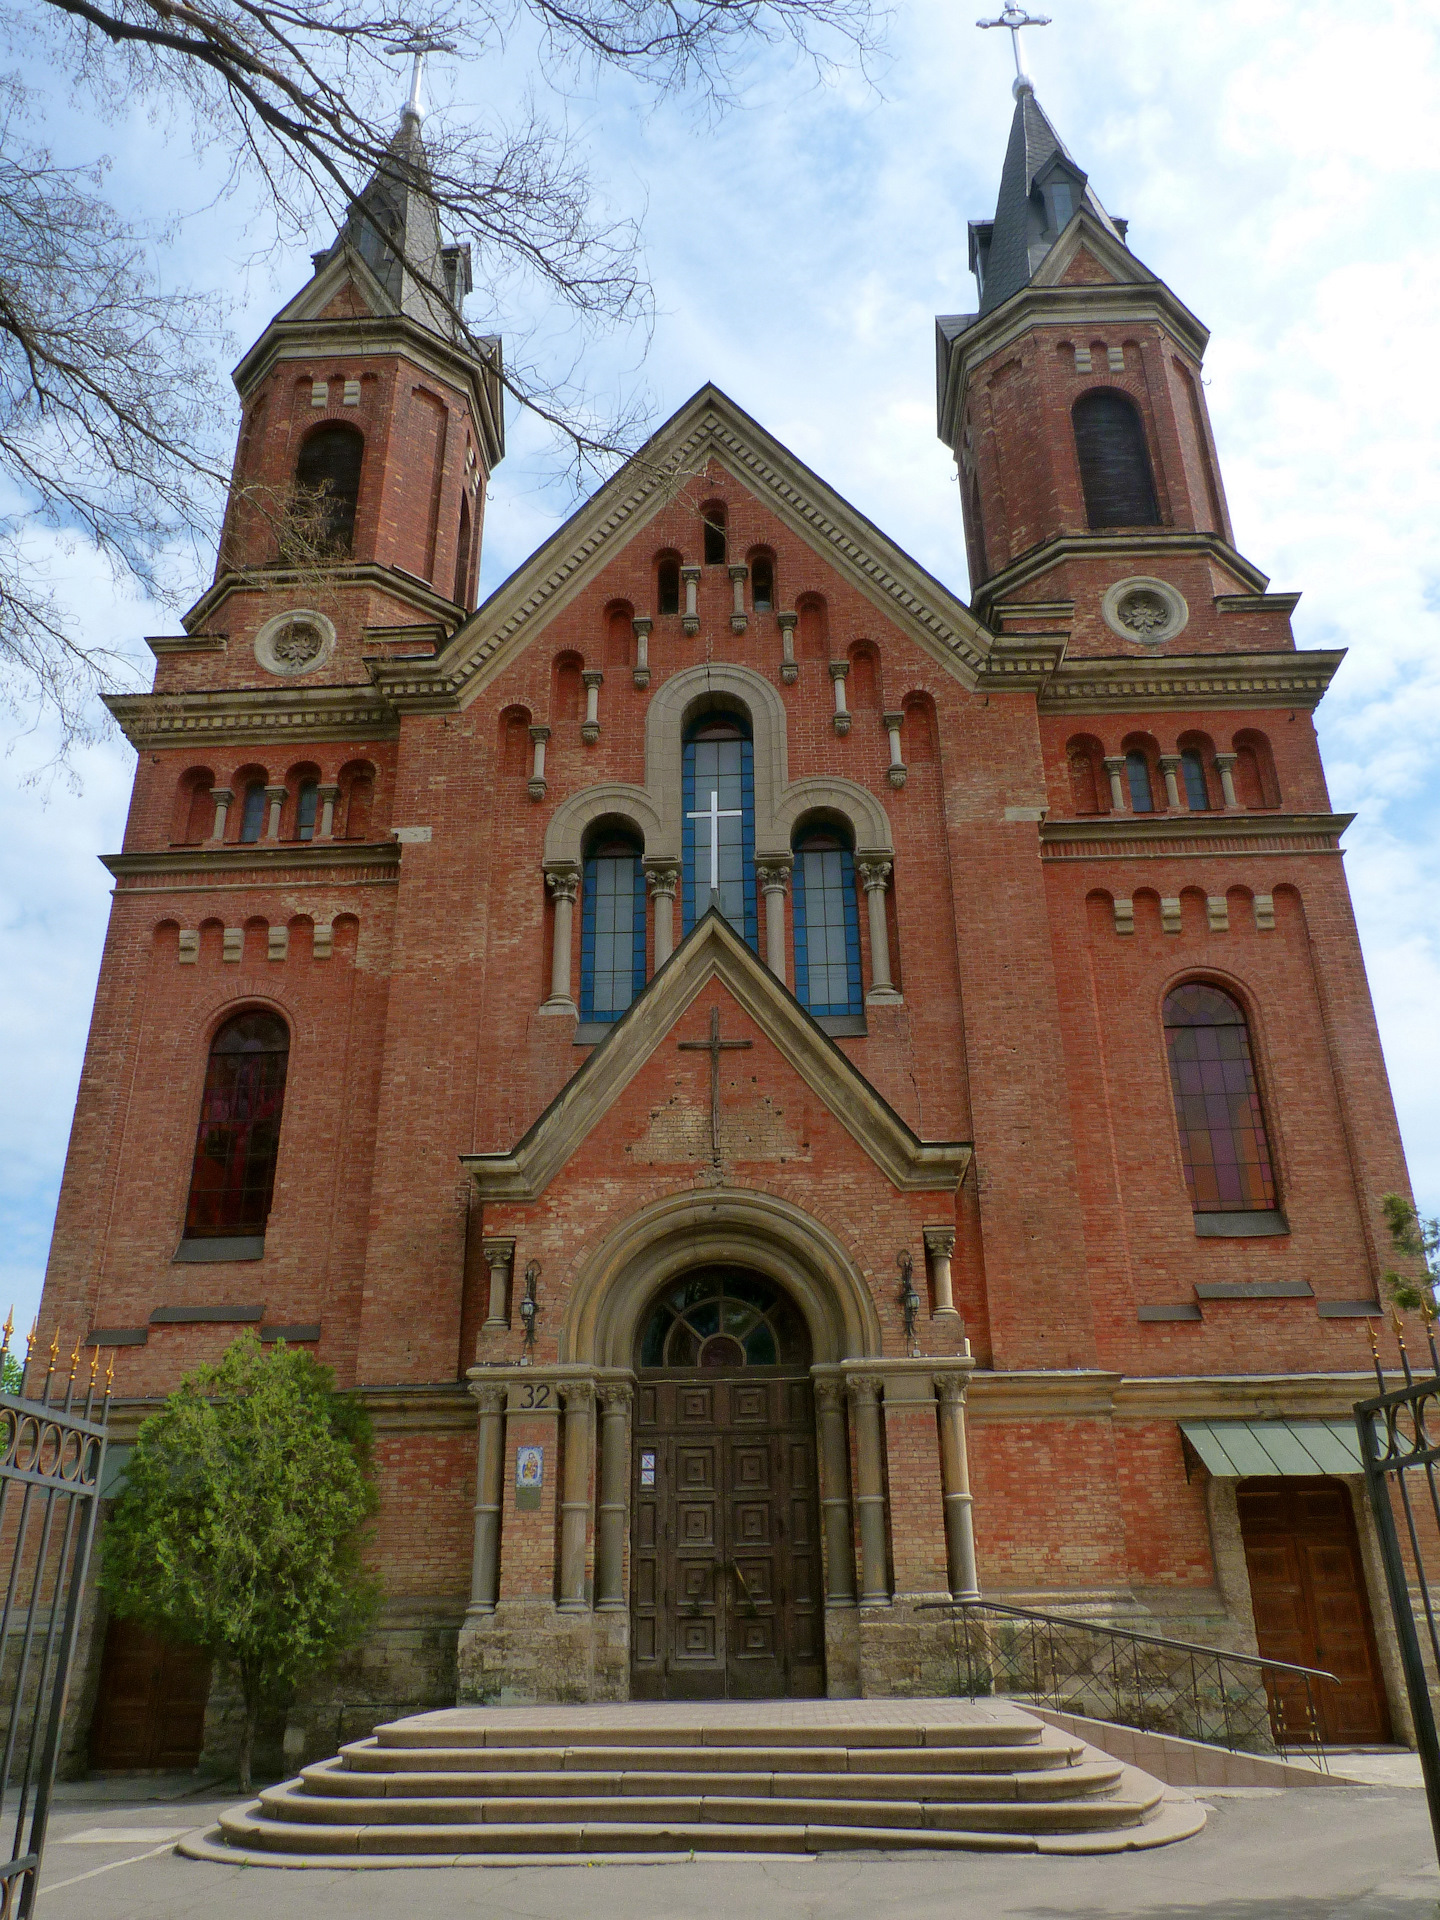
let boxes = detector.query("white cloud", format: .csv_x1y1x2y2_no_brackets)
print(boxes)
5,0,1439,1334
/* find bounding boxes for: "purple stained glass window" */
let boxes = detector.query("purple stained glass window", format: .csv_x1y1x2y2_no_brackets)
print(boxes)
1164,983,1276,1213
183,1011,290,1237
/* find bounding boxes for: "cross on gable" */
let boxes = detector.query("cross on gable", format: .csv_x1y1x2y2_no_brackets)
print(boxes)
677,1005,754,1164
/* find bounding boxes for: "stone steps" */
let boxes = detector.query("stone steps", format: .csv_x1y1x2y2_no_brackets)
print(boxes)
183,1699,1207,1865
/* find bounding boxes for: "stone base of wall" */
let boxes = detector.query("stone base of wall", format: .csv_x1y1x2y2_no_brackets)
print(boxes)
457,1601,630,1705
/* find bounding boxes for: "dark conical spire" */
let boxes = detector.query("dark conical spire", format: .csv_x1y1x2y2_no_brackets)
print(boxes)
970,89,1127,316
315,99,473,337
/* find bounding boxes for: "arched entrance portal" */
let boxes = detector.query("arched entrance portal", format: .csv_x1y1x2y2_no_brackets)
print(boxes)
630,1267,824,1700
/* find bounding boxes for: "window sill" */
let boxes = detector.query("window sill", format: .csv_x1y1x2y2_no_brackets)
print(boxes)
816,1014,868,1038
1192,1211,1288,1239
173,1236,266,1263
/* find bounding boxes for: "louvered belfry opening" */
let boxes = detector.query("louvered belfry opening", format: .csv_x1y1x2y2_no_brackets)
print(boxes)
1072,389,1160,529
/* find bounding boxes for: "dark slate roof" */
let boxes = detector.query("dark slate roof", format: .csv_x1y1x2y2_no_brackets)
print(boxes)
314,107,472,339
976,88,1125,315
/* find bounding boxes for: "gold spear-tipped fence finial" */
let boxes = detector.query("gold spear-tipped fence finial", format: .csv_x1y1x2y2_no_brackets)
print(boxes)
1,1308,13,1357
25,1319,36,1361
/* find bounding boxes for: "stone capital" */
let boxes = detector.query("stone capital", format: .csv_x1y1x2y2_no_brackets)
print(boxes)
1213,751,1239,768
545,863,581,905
756,859,792,894
882,711,904,731
857,859,892,894
482,1237,516,1273
559,1377,596,1411
644,859,681,899
529,724,551,743
776,611,798,632
813,1377,845,1412
728,563,748,582
263,783,288,802
209,785,235,805
632,616,653,638
597,1380,634,1410
828,660,850,683
469,1381,507,1416
1102,754,1127,774
680,564,702,584
1157,752,1183,772
582,669,604,689
934,1373,968,1406
847,1372,884,1404
923,1226,956,1259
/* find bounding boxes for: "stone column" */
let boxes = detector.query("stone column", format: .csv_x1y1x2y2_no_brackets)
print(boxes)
315,783,340,840
814,1378,856,1603
829,661,851,735
594,1381,632,1611
264,784,287,840
581,670,603,744
632,617,652,690
681,565,701,636
728,563,748,633
645,861,680,968
1102,755,1128,812
1215,751,1240,809
757,858,792,984
209,786,233,843
542,864,580,1014
777,612,798,684
1158,753,1183,810
923,1225,959,1319
467,1382,506,1615
848,1374,889,1605
858,860,901,1004
935,1373,980,1601
883,712,907,789
528,725,550,800
482,1238,514,1331
557,1379,595,1612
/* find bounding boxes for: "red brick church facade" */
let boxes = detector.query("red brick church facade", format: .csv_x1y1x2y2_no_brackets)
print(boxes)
45,88,1414,1757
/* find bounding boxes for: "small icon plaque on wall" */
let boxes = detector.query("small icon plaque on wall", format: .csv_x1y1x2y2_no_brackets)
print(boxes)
640,1450,657,1488
515,1445,544,1511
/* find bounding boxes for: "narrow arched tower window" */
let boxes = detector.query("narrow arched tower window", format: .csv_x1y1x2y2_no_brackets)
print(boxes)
1072,390,1160,529
580,834,645,1023
239,781,267,843
1163,983,1277,1218
792,829,862,1019
453,494,472,605
295,423,364,555
702,503,727,566
657,554,681,616
183,1011,290,1246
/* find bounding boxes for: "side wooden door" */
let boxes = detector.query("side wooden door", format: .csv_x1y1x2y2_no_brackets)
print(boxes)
1237,1477,1391,1745
89,1616,212,1769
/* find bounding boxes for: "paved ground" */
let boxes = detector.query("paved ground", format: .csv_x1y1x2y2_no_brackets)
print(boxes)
29,1772,1440,1919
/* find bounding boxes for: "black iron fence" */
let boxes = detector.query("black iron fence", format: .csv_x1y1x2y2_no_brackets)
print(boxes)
1356,1313,1440,1860
919,1597,1336,1765
0,1326,110,1917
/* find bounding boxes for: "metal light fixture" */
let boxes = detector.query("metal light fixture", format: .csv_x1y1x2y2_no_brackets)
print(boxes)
519,1260,540,1363
898,1248,921,1356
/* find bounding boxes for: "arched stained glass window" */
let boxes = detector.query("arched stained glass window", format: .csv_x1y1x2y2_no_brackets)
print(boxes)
580,835,645,1023
637,1268,811,1370
682,715,757,949
1126,750,1154,813
1181,749,1210,811
1164,983,1277,1216
793,830,862,1019
296,780,319,841
183,1011,290,1246
239,782,267,843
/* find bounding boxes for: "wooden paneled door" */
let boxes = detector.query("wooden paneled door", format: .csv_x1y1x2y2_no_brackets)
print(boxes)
630,1372,824,1700
89,1616,212,1769
1236,1477,1391,1745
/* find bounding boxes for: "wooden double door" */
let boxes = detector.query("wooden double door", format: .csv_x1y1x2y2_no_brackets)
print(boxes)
1236,1477,1391,1745
630,1372,824,1699
89,1616,212,1769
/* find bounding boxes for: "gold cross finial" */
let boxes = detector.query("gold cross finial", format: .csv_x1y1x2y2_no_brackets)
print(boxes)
977,4,1052,96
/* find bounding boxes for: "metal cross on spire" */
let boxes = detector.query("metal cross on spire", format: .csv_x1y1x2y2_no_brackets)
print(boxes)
976,4,1052,97
388,34,456,124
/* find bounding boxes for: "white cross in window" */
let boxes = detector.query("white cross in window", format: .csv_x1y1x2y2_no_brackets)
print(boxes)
686,788,742,893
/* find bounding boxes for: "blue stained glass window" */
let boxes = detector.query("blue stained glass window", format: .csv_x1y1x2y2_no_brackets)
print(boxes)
1126,750,1154,813
1181,749,1211,811
1163,983,1276,1213
580,841,646,1022
793,836,862,1018
682,718,757,950
239,782,267,842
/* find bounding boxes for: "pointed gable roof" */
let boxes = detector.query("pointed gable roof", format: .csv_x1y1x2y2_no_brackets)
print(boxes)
460,911,970,1202
972,89,1129,316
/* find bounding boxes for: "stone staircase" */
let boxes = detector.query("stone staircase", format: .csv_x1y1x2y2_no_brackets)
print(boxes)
183,1700,1205,1865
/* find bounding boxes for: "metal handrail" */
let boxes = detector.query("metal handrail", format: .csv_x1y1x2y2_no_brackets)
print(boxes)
918,1597,1339,1687
917,1596,1339,1766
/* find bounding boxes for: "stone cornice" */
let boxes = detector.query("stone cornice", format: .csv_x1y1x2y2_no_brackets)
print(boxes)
101,841,401,887
182,562,463,640
976,533,1271,617
1037,648,1346,715
1040,812,1353,861
104,683,400,750
966,1369,1386,1422
368,384,997,713
461,909,971,1202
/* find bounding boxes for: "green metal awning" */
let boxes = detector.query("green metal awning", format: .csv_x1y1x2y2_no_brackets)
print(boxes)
1179,1419,1364,1478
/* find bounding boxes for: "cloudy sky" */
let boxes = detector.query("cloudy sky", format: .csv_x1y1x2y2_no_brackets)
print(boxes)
3,0,1438,1335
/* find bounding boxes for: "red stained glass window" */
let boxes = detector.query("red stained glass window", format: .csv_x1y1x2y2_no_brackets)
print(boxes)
183,1012,290,1238
1164,983,1276,1213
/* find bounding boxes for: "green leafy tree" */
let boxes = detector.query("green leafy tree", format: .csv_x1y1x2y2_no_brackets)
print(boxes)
101,1333,378,1790
1381,1193,1440,1317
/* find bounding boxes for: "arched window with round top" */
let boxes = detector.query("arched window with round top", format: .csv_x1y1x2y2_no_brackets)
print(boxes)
792,827,862,1019
580,832,645,1023
295,423,364,555
1163,983,1277,1220
1073,390,1160,529
682,713,757,949
182,1010,290,1249
637,1269,811,1370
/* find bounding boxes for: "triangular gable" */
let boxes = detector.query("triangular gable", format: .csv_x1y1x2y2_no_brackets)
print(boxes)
460,910,970,1201
268,243,397,329
370,383,996,715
